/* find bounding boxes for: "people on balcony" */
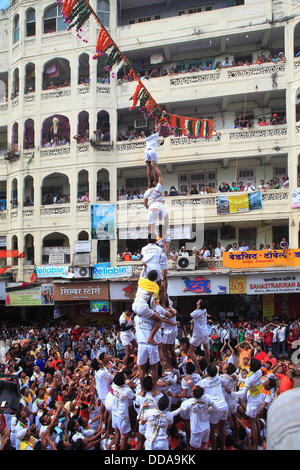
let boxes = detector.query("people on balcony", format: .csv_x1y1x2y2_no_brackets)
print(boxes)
23,196,33,207
118,51,286,84
42,136,70,147
42,193,70,205
77,192,90,203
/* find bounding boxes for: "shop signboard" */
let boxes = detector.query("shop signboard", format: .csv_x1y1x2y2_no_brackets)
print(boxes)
93,265,133,280
223,249,300,269
53,281,109,301
246,273,300,294
167,276,229,296
35,265,72,279
6,284,54,306
229,276,247,294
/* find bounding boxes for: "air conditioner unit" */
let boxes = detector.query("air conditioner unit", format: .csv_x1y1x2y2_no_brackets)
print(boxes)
177,256,196,270
73,267,91,279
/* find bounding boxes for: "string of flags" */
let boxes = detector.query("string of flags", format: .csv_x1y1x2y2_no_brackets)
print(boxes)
57,0,213,138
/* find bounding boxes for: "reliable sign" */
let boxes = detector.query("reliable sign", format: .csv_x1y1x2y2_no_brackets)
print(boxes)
35,266,73,279
92,265,133,280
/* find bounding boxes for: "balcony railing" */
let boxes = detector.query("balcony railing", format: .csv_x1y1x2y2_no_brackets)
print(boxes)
0,103,8,112
0,211,7,222
40,205,70,216
40,146,70,159
24,94,36,104
116,126,287,155
117,190,289,211
41,88,71,101
23,208,34,217
169,62,286,88
96,85,110,95
77,85,90,95
76,203,90,214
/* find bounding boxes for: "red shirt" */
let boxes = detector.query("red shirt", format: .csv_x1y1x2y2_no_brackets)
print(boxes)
255,351,268,363
276,373,295,394
267,356,277,366
263,332,273,347
71,328,82,341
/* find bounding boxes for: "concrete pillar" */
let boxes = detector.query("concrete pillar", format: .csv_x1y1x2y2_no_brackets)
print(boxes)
289,215,300,249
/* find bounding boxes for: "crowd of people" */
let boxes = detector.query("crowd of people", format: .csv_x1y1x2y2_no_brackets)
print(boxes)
42,193,70,205
117,52,287,84
41,136,70,148
119,237,289,264
233,114,287,129
117,176,289,201
0,311,297,451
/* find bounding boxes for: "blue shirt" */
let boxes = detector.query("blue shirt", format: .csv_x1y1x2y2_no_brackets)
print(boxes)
34,358,46,372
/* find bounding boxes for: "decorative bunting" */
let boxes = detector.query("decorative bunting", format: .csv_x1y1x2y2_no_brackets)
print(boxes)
58,0,213,138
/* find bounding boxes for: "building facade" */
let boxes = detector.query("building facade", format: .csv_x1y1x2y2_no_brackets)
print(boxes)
0,0,300,320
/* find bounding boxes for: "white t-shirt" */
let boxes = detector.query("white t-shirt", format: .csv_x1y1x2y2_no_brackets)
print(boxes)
95,368,113,402
141,243,162,272
179,396,214,432
199,375,227,410
143,408,173,442
111,383,135,420
144,183,163,206
191,309,208,337
182,372,202,398
119,312,133,329
135,315,160,345
145,132,159,152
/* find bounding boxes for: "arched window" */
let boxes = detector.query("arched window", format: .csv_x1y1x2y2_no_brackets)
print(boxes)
96,110,110,141
43,58,70,90
13,15,20,43
26,8,36,37
41,114,70,147
77,170,89,202
41,173,70,205
97,169,110,201
42,233,70,265
78,231,89,241
11,235,18,266
25,63,35,93
24,234,34,265
12,122,18,149
23,176,34,207
97,0,110,28
12,68,19,98
24,119,35,149
43,3,67,34
78,53,90,85
77,111,89,140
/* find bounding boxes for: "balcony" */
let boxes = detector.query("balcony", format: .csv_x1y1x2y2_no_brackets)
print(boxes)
117,62,286,107
40,145,71,159
0,211,7,223
117,190,289,228
40,204,70,216
41,88,71,102
117,0,269,51
24,93,36,105
115,128,288,167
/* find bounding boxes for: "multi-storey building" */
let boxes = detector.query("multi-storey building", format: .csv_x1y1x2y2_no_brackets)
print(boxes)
0,0,300,322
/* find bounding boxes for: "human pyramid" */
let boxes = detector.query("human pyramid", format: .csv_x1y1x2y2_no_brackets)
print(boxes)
94,119,264,452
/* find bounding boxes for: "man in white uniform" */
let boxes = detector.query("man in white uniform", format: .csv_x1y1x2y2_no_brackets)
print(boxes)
199,363,229,450
144,173,169,237
141,122,164,188
111,371,135,450
140,395,173,450
119,308,136,365
188,298,210,367
172,386,216,449
140,235,163,283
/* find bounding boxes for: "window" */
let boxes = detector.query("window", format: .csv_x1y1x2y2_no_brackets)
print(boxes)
13,15,19,43
274,167,286,177
43,4,67,34
128,15,161,24
177,6,213,16
179,172,216,193
125,177,148,192
97,0,110,28
26,8,36,37
238,169,255,185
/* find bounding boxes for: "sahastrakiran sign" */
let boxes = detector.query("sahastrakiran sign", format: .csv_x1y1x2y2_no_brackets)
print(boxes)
93,265,133,280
